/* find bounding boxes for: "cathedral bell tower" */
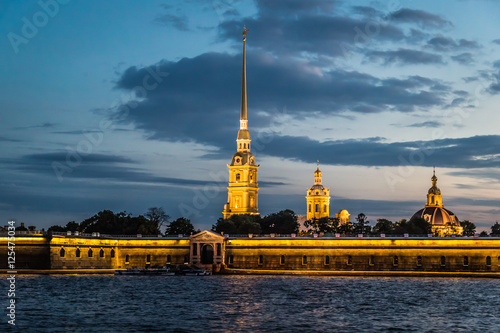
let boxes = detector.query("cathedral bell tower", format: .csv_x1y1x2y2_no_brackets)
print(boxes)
306,162,330,220
223,28,260,219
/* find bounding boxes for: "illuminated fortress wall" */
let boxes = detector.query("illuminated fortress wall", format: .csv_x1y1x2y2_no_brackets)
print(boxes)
0,234,190,270
1,233,500,275
0,236,50,269
224,237,500,273
49,236,190,269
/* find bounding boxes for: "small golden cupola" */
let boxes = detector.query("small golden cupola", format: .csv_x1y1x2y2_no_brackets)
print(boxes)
426,168,442,207
306,161,331,221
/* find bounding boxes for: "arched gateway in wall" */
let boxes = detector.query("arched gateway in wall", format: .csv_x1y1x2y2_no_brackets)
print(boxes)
189,231,225,270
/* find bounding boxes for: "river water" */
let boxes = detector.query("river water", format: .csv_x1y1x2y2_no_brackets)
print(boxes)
2,275,500,332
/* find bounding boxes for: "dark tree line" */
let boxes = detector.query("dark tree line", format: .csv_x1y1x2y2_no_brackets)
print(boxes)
212,209,300,235
305,213,432,235
48,207,197,236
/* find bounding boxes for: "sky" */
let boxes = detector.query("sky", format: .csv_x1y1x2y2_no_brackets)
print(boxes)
2,0,500,232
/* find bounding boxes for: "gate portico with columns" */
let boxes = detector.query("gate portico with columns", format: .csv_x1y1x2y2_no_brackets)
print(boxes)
189,231,225,271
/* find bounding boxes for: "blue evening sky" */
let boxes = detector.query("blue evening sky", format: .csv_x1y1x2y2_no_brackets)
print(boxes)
1,0,500,231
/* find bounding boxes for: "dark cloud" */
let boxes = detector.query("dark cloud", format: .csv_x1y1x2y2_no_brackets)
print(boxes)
427,36,480,52
387,8,451,29
10,152,286,188
462,76,478,83
256,0,336,16
52,130,102,135
251,135,500,169
113,52,449,150
408,121,442,128
218,12,406,59
451,52,474,65
13,122,56,130
482,60,500,94
24,152,135,164
365,48,443,65
351,6,382,18
493,39,500,45
0,136,22,142
155,14,189,31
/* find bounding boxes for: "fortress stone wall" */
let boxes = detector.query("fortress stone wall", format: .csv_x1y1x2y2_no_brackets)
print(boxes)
1,232,499,276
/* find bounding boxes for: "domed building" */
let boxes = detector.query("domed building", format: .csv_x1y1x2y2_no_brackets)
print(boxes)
335,210,350,225
306,163,330,220
412,169,463,236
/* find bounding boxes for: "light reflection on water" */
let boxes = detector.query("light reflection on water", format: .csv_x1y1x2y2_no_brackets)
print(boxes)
3,275,500,332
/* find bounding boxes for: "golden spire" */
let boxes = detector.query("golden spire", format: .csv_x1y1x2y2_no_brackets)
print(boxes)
240,26,248,122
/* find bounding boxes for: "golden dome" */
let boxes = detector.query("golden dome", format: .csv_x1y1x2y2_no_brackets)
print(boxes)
237,129,250,140
412,207,459,227
230,152,257,166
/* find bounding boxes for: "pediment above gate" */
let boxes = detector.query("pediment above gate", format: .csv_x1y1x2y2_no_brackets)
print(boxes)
189,230,225,242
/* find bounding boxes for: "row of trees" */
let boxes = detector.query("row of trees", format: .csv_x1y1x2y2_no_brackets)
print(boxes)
47,207,500,236
48,207,197,236
212,209,299,235
304,214,433,235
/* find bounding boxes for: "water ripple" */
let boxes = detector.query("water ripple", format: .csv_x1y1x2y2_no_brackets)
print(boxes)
1,275,500,332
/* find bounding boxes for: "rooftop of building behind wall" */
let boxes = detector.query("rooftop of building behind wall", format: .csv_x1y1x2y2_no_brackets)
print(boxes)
2,230,500,240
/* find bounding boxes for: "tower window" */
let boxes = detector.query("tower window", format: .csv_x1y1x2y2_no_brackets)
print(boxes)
316,191,319,195
324,255,330,265
302,255,308,265
280,255,285,265
369,255,375,266
258,255,263,265
393,256,399,266
60,248,65,258
166,255,171,264
463,256,469,266
417,256,423,267
236,173,240,182
228,255,234,265
184,255,189,264
308,204,311,212
99,249,104,258
88,249,93,258
486,256,491,266
315,204,319,213
125,255,130,264
324,205,327,212
111,249,115,258
347,255,353,265
76,248,80,258
440,256,446,266
146,255,151,264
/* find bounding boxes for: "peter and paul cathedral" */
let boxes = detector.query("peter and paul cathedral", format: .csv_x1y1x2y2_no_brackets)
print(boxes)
223,28,260,219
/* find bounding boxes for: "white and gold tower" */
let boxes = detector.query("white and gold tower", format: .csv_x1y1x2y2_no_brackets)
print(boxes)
223,28,260,219
306,162,330,220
